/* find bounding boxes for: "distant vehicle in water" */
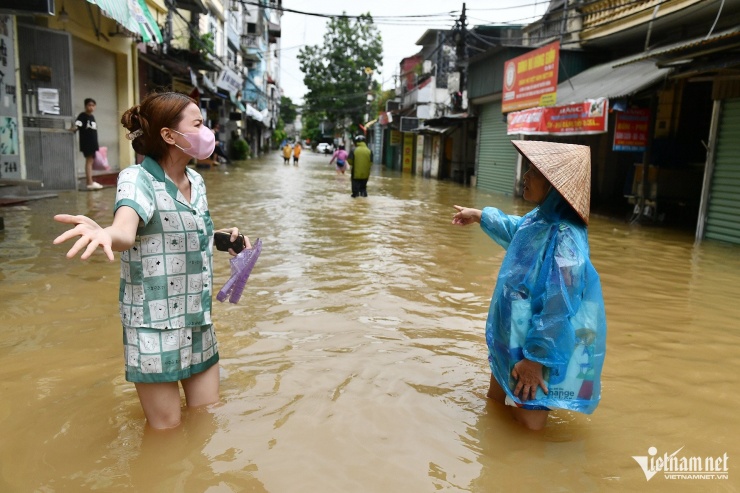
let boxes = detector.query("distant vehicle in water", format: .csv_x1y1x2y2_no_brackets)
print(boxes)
316,142,334,154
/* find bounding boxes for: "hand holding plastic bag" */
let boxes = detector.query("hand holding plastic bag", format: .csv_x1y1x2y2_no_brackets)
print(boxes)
217,238,262,304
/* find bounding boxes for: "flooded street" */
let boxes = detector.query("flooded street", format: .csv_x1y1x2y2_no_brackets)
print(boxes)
1,150,739,492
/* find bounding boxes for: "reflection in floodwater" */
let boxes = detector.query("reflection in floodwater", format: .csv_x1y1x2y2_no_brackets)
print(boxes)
0,151,738,491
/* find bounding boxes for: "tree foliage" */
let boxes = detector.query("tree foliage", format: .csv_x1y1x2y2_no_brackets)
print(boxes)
272,118,287,149
375,89,397,115
280,96,297,124
298,14,383,135
300,111,325,145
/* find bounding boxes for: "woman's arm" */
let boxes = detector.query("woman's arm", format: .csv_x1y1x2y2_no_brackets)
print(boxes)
479,207,521,250
53,206,140,261
451,205,481,225
453,205,521,250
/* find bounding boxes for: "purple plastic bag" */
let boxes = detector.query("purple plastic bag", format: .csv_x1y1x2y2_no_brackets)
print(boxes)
217,238,262,304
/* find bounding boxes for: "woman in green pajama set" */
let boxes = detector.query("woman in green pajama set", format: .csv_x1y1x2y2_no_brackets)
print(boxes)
54,92,251,429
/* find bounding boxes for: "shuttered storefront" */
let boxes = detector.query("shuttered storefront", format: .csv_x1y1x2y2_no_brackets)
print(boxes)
705,98,740,244
476,101,517,195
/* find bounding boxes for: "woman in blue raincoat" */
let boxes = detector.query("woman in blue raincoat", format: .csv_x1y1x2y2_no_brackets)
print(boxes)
452,140,606,430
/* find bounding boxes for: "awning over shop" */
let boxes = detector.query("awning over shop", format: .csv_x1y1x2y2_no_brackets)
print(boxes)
85,0,163,43
199,75,227,99
613,27,740,68
245,104,264,122
411,124,457,135
554,59,671,105
268,21,281,41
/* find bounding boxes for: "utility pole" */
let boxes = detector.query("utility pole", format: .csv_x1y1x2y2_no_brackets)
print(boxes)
453,3,467,112
164,0,174,54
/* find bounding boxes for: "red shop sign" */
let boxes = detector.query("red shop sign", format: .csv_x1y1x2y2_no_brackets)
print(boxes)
502,41,560,113
507,99,609,136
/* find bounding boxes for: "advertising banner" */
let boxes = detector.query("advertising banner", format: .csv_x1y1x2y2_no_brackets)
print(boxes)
502,41,559,113
402,133,414,172
507,98,609,136
0,15,20,180
217,67,244,95
613,108,650,152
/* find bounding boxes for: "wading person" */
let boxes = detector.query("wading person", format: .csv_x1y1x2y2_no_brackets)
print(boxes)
452,140,606,431
71,98,102,190
53,92,250,430
282,141,292,164
210,123,230,164
292,141,302,165
329,144,348,174
348,135,373,197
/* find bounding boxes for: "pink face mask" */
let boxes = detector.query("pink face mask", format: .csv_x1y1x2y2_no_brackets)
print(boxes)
171,126,216,160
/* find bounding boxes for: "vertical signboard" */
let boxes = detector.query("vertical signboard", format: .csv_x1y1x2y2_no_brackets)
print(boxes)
613,108,650,152
0,15,20,179
502,41,559,113
373,124,382,163
415,134,424,175
402,133,414,172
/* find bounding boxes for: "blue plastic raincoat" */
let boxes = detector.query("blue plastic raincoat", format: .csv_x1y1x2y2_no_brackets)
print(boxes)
481,189,606,414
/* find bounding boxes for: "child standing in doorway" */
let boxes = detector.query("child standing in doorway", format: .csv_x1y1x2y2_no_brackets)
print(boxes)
71,98,102,190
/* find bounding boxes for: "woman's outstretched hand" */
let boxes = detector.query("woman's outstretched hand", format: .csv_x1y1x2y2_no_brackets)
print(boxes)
452,205,482,226
53,214,114,261
512,359,549,401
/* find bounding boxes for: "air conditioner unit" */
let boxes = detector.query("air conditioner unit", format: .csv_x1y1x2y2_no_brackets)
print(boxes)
0,0,54,15
423,60,432,74
400,117,420,132
386,100,401,112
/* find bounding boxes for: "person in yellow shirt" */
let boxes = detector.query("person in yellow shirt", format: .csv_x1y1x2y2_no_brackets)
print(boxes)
282,142,292,164
292,142,302,165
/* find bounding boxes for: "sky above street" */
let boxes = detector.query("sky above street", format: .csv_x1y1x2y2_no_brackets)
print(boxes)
279,1,550,104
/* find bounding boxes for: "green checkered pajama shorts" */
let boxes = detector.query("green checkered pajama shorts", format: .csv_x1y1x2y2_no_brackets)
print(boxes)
123,325,219,383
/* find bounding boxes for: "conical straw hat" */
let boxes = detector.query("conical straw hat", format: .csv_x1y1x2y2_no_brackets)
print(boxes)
511,140,591,224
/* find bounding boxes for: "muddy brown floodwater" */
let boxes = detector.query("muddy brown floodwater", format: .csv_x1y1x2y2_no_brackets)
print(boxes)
0,150,738,492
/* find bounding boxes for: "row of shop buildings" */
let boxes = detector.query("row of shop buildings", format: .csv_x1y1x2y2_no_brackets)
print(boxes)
0,0,281,191
373,0,740,245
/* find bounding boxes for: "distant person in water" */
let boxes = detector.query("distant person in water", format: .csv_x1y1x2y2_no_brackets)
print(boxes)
347,135,373,197
329,145,348,174
292,142,302,165
210,123,230,163
282,142,292,164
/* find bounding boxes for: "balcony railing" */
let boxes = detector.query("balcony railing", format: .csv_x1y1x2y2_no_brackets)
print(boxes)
582,0,671,29
241,33,261,49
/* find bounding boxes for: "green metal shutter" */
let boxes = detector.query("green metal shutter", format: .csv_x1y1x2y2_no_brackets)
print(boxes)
706,98,740,244
476,102,517,195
